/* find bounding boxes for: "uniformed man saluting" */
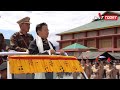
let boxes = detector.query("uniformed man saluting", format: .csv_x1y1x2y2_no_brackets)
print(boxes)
10,17,34,79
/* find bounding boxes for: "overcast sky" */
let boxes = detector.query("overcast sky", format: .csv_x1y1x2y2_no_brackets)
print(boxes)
0,11,107,46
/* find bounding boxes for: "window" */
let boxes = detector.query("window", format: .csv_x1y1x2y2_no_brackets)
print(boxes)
99,28,114,36
99,38,112,48
62,34,72,40
117,39,120,48
87,31,97,37
87,39,95,47
74,33,85,39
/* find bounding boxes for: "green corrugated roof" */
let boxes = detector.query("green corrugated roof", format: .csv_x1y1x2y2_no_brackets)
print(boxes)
108,52,120,59
78,51,105,59
62,43,88,50
58,12,120,35
78,51,116,60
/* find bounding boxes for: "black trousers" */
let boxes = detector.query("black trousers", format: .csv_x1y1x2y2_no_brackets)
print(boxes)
45,72,53,79
12,73,53,79
12,74,35,79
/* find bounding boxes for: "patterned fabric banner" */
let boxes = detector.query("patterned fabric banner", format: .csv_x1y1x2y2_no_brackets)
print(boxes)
8,55,84,74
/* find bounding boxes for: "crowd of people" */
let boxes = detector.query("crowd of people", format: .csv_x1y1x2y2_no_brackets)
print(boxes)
55,59,120,79
73,59,120,79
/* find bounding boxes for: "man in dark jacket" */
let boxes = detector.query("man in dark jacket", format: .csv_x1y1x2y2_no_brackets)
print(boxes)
28,22,64,79
0,33,8,79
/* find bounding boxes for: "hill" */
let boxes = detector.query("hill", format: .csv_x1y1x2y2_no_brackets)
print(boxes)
5,39,10,46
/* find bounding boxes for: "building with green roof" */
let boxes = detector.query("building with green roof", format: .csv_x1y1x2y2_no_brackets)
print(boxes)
57,11,120,54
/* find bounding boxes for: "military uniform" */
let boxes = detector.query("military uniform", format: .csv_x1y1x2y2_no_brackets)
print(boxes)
10,17,34,52
10,32,34,52
84,63,92,79
10,17,34,79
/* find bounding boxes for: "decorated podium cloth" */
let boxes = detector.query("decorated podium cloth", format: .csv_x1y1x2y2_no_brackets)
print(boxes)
8,55,84,74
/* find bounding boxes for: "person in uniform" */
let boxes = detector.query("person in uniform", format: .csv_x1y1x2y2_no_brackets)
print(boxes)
116,62,120,79
28,22,64,79
91,62,99,79
106,62,113,79
10,17,34,52
84,59,92,79
109,62,119,79
10,17,34,79
97,61,104,79
79,59,86,79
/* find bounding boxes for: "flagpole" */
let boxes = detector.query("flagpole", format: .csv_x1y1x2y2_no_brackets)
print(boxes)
81,72,88,79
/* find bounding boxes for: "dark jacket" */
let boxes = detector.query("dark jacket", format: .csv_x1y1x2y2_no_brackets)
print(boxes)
28,39,56,55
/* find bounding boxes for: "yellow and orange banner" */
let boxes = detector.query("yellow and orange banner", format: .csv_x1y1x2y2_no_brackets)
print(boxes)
8,55,84,74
